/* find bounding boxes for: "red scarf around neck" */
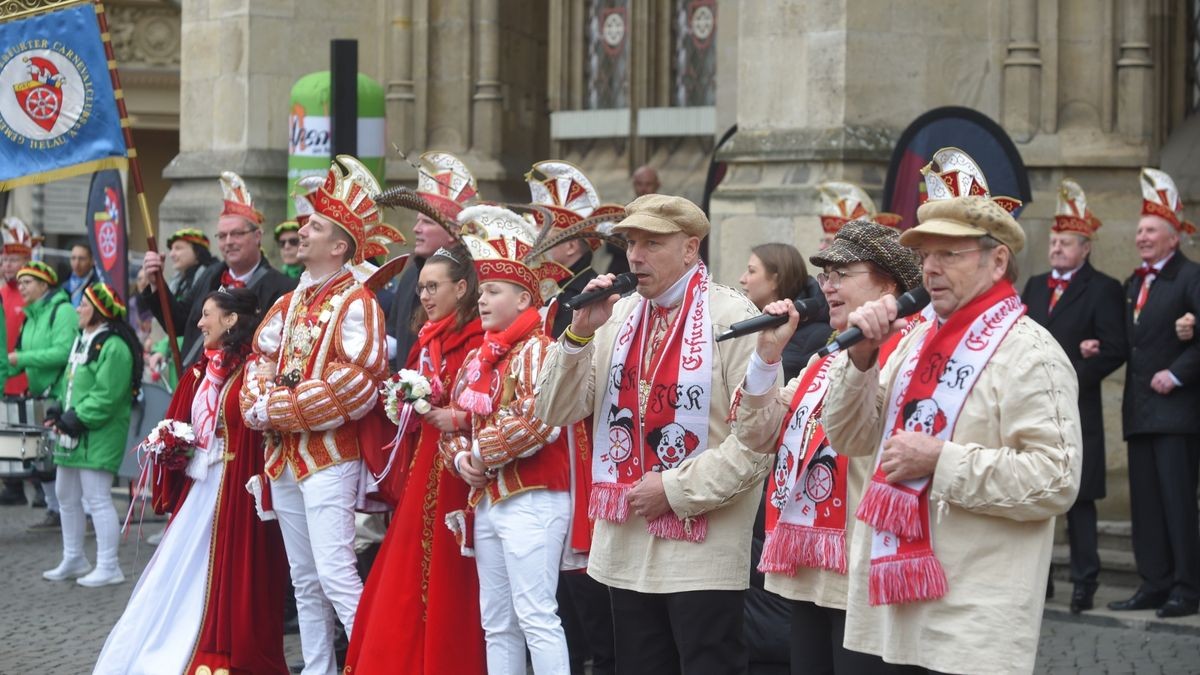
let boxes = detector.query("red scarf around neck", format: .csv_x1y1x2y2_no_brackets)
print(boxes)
457,307,543,415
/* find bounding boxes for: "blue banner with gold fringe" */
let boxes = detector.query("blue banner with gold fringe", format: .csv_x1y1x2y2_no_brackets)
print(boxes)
0,0,127,190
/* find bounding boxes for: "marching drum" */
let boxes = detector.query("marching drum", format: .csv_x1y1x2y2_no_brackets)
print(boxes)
3,396,51,427
0,424,52,477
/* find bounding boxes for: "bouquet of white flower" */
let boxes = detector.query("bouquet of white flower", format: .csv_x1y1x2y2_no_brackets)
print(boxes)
381,369,435,427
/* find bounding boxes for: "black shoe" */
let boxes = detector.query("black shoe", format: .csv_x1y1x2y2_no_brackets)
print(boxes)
1107,589,1169,611
0,489,27,506
1156,596,1199,619
1070,583,1097,614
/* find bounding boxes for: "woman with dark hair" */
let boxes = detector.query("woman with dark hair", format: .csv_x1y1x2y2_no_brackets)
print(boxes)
94,287,289,675
42,282,139,588
143,229,216,388
346,244,487,675
739,242,832,380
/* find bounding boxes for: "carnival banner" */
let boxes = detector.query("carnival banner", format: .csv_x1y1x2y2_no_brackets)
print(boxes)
0,0,128,190
86,168,127,299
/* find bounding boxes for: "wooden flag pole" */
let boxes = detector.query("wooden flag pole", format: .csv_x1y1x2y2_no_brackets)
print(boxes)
92,0,182,373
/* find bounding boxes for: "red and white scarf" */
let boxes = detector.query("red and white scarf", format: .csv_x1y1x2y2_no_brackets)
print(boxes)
458,307,543,415
759,354,846,574
415,312,457,403
592,263,713,542
856,281,1024,605
187,348,236,481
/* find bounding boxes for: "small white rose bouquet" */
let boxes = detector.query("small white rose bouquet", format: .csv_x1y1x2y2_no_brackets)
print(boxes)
381,369,435,430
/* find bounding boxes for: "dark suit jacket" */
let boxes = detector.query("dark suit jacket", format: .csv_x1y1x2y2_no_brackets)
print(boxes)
1120,250,1200,438
387,256,425,370
548,251,599,339
1022,261,1126,499
142,257,296,366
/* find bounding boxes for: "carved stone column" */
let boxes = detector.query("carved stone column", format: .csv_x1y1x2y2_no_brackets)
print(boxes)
387,0,417,157
1116,0,1154,143
1002,0,1041,142
471,0,502,157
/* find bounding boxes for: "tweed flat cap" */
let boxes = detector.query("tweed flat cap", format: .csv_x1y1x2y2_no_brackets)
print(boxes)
902,195,1026,254
613,194,710,239
810,220,923,292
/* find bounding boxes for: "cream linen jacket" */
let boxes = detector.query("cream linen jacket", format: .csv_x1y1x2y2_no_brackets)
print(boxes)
535,282,775,593
737,351,871,609
821,316,1081,675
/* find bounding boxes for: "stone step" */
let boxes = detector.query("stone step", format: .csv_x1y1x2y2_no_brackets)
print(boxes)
1097,520,1133,553
1051,545,1140,589
1043,584,1200,638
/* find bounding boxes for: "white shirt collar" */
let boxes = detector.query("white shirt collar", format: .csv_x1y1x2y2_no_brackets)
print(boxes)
297,264,348,292
651,263,699,310
1142,250,1176,274
1051,263,1084,281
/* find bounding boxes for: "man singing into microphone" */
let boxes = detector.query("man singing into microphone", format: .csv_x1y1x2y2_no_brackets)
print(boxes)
818,149,1081,674
536,194,773,674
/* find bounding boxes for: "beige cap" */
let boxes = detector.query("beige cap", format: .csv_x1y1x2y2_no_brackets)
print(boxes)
901,196,1026,254
613,194,710,239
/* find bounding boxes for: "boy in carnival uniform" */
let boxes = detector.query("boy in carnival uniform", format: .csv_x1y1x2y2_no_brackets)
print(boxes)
442,205,577,675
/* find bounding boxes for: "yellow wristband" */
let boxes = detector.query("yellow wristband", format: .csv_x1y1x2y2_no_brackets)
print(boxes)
563,325,594,346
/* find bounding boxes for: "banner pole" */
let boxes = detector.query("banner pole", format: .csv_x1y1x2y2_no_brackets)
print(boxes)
92,0,182,373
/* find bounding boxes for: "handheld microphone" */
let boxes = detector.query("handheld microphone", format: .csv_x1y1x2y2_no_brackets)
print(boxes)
715,297,824,343
815,286,930,358
561,272,639,311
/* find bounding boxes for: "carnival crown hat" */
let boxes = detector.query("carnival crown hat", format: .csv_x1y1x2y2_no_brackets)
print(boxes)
873,212,907,232
524,160,626,251
219,171,265,225
810,220,923,293
457,204,571,304
2,217,43,257
291,175,324,227
17,260,57,286
902,146,1026,254
416,151,478,221
917,147,1023,214
305,154,407,265
84,282,127,320
818,182,877,235
167,227,210,249
1054,179,1102,238
1140,167,1195,235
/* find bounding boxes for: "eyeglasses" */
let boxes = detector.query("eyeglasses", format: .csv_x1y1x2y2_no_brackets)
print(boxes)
415,282,443,297
278,237,300,248
816,269,869,289
216,228,257,242
916,247,985,266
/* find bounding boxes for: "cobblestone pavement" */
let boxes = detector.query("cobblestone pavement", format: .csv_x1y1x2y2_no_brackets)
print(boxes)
3,502,1200,674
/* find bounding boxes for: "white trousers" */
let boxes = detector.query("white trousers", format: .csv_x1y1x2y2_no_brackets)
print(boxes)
474,489,571,675
56,467,118,569
272,461,363,675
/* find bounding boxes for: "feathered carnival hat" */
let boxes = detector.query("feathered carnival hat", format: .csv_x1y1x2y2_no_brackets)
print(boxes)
219,171,264,225
84,282,127,320
902,147,1026,254
304,155,407,265
2,217,43,257
167,228,210,248
457,204,571,304
372,151,479,244
1054,179,1102,238
1140,168,1195,235
524,160,626,252
817,182,877,235
17,260,57,286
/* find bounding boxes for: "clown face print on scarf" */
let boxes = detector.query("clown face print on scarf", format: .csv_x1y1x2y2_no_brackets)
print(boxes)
770,446,794,510
902,398,948,436
647,422,700,470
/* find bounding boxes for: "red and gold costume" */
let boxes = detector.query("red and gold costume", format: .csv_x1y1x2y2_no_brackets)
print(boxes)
1,216,38,395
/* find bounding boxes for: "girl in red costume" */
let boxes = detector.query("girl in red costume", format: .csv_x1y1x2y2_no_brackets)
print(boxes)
346,245,486,675
95,288,288,675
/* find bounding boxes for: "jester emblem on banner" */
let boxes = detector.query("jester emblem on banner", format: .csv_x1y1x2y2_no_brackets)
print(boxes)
13,56,63,132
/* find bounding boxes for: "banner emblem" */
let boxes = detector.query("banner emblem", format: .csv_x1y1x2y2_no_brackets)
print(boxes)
1,46,91,146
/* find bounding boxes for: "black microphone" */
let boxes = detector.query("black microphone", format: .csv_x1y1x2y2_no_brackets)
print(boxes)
715,297,824,343
815,287,931,358
561,272,639,311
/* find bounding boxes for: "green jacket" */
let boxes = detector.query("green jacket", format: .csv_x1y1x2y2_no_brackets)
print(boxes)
14,289,76,398
53,328,133,474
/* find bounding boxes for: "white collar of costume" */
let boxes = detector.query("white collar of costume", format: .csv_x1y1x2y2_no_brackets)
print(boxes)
650,262,699,310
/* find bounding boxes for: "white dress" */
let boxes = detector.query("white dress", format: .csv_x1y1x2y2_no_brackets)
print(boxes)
93,367,228,675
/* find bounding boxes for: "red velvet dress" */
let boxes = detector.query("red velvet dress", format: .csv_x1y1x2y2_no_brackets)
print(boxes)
153,356,290,675
345,317,486,675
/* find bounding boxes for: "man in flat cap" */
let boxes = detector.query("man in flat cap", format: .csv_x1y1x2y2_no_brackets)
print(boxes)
818,149,1081,674
537,194,772,674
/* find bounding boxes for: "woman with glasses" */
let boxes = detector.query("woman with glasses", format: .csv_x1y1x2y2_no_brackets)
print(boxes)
739,243,832,380
95,288,289,674
734,221,923,674
346,244,487,675
273,221,304,279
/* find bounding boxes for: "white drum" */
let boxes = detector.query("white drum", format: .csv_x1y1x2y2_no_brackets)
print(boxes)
0,425,51,477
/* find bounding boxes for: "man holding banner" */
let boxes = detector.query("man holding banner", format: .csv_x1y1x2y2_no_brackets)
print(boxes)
819,150,1081,674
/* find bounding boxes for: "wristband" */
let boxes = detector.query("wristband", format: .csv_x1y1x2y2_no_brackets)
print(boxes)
563,324,594,347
